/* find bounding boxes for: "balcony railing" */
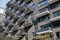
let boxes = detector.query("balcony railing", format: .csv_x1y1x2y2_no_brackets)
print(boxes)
24,0,32,3
3,19,9,27
50,16,60,22
11,26,19,32
6,1,14,7
25,8,33,15
23,20,33,28
15,30,26,38
5,10,15,17
33,27,52,35
17,16,25,23
36,10,50,19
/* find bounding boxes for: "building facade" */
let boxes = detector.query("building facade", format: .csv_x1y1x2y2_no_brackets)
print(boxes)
3,0,60,40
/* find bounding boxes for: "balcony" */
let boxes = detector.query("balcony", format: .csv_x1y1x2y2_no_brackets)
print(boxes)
24,8,33,15
24,0,32,3
36,10,50,19
18,6,25,12
50,16,60,22
6,1,14,7
3,19,9,27
50,10,60,22
5,10,14,17
15,30,26,38
8,23,14,27
13,15,19,20
17,16,25,23
33,27,52,35
23,20,33,32
13,4,25,12
24,20,33,28
9,19,14,23
10,25,19,32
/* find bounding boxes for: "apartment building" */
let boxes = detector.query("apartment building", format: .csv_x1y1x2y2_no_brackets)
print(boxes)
3,0,60,40
33,0,60,40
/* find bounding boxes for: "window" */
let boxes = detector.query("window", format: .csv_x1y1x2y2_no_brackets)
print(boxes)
56,32,60,39
13,19,18,24
30,4,35,10
39,14,50,22
52,21,60,28
15,0,18,3
25,32,28,40
7,25,13,31
48,1,60,10
34,24,38,31
38,0,48,6
39,7,48,13
40,23,52,30
10,7,13,11
17,12,22,16
12,30,18,35
53,10,60,17
19,0,23,5
39,0,60,13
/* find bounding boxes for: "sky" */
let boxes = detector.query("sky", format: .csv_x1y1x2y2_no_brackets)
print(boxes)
0,0,10,9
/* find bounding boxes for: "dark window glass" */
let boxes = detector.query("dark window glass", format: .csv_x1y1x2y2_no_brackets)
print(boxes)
12,30,18,35
39,14,50,22
38,0,48,6
41,23,52,29
19,0,23,5
52,21,60,28
48,1,60,10
56,32,60,39
15,0,18,3
39,7,48,13
53,10,60,17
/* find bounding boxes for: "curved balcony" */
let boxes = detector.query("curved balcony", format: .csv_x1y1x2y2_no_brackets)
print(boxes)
15,30,26,38
24,0,32,3
18,6,25,12
12,3,25,12
13,15,19,20
3,19,9,27
23,20,33,32
36,10,50,20
24,8,33,15
17,16,25,24
10,26,19,32
5,10,14,17
6,1,15,7
8,23,14,27
24,22,32,28
50,16,60,22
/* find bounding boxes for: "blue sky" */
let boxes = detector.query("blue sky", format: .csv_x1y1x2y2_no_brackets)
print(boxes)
0,0,10,9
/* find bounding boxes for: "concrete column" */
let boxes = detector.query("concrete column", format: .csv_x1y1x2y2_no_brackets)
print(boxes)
22,36,26,40
28,25,34,40
53,32,57,40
